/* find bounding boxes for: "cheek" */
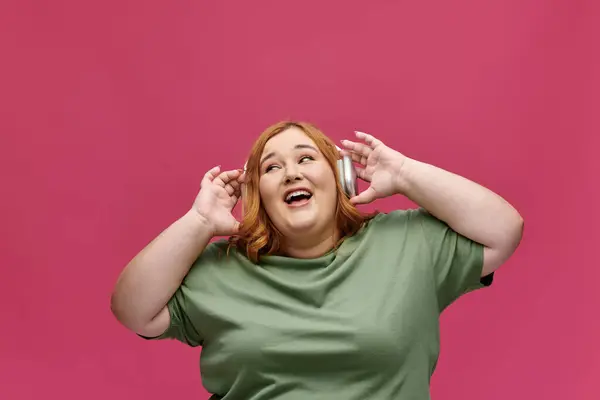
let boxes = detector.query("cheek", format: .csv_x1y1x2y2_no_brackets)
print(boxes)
326,186,339,206
308,163,335,184
312,171,338,203
315,168,337,192
259,179,279,210
325,175,340,203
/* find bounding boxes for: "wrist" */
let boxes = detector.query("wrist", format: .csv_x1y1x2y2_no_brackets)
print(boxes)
393,156,414,196
184,209,216,237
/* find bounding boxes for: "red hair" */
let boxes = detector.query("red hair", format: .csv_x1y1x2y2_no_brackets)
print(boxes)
228,121,374,263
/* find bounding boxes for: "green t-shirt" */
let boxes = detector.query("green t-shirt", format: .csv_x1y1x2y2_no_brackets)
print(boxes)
144,208,492,399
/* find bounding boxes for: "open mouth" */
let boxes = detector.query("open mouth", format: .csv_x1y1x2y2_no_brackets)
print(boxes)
284,189,313,205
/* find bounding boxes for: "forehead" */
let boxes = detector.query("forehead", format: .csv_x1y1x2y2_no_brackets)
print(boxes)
262,127,318,155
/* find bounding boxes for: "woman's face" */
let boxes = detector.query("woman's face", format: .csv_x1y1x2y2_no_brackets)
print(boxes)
258,127,338,243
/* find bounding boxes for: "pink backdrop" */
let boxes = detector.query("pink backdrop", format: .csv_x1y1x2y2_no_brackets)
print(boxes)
1,1,598,399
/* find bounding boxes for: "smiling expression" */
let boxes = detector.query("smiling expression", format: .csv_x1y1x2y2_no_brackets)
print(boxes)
258,127,338,242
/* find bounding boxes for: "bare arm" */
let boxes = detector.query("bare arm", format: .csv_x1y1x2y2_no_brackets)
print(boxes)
342,131,523,277
110,166,243,339
110,210,214,337
398,158,524,276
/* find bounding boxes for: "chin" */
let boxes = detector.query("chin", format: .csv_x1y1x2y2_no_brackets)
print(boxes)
285,216,320,232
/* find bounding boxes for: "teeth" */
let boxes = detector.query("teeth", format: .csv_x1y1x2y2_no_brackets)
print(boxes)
285,190,311,201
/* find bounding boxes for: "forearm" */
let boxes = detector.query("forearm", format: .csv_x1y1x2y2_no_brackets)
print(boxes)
397,158,523,251
110,209,214,331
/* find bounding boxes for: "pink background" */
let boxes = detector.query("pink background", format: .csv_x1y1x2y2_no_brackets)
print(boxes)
1,1,598,399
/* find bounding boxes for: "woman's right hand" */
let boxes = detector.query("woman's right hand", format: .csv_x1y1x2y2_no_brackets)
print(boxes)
192,165,245,236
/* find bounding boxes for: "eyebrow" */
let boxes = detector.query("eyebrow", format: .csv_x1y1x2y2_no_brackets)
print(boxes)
260,144,318,165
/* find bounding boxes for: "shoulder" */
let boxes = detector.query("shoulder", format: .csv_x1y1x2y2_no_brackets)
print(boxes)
341,209,431,257
183,238,250,285
363,208,434,233
201,238,232,258
355,208,457,253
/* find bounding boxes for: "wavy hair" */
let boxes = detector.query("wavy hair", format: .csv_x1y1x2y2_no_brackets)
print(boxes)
228,121,374,263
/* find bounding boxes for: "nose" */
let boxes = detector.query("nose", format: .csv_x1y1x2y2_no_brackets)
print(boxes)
283,164,303,184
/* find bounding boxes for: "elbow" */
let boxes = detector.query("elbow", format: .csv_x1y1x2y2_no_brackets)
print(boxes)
110,268,141,331
110,287,156,334
500,207,523,253
481,214,524,276
499,211,524,260
110,290,126,326
110,289,137,332
511,212,524,248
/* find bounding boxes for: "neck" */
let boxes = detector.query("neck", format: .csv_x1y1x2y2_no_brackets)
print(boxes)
280,228,341,259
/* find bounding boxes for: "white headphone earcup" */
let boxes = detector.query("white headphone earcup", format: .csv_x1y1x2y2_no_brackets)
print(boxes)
335,145,346,195
335,145,357,197
336,158,347,195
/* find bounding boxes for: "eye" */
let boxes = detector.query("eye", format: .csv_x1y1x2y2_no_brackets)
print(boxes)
264,164,279,173
299,155,314,163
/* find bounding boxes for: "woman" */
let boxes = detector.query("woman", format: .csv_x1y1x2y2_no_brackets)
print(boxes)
111,121,523,399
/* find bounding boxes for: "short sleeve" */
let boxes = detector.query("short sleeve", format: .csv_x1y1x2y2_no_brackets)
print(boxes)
138,285,204,347
138,241,228,347
414,208,493,311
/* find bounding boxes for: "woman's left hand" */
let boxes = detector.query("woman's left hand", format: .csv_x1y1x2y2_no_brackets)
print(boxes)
340,131,407,205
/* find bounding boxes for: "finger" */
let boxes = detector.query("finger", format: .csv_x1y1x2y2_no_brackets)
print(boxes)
231,220,241,234
348,150,368,166
354,131,383,147
228,178,241,191
350,187,377,205
213,169,241,187
201,165,221,185
341,139,373,157
232,185,242,199
225,179,244,197
354,165,371,182
233,173,246,197
223,183,237,196
232,179,244,197
337,148,351,158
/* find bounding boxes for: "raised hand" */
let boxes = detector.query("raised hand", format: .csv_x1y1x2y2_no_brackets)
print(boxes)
192,166,245,236
340,131,407,205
